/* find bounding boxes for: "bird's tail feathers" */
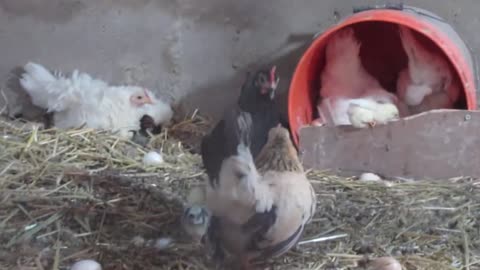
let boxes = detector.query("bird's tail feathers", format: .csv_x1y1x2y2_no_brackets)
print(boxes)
20,62,57,92
398,26,422,65
324,27,364,81
235,110,253,149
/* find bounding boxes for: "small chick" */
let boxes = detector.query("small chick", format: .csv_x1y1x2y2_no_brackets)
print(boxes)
181,185,210,243
347,104,376,128
347,102,399,128
205,111,316,269
373,103,400,125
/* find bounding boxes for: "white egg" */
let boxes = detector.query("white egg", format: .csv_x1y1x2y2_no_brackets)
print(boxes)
131,235,146,247
366,257,402,270
143,151,164,166
154,237,174,250
359,172,382,182
70,259,102,270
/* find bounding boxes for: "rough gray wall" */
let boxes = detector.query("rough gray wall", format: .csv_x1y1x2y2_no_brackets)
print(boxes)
0,0,478,121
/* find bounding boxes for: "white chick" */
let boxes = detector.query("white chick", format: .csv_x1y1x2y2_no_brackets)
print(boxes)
20,62,173,139
373,103,400,125
347,103,376,128
321,27,384,99
318,84,400,127
70,259,102,270
396,26,460,108
346,100,399,128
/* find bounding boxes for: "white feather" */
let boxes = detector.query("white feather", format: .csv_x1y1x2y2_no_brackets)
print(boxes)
397,26,458,107
321,27,383,99
20,62,173,139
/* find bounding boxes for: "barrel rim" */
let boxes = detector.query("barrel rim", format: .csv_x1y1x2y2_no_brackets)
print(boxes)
288,8,477,146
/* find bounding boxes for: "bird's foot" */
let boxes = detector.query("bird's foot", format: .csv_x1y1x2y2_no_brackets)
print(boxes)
368,121,376,128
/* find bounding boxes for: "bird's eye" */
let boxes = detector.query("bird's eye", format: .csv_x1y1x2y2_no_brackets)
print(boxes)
137,96,142,100
258,74,267,84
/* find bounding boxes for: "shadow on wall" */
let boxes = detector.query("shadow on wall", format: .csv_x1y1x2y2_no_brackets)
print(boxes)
178,33,315,126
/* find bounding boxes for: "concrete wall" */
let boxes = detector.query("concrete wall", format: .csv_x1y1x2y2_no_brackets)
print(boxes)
1,0,479,121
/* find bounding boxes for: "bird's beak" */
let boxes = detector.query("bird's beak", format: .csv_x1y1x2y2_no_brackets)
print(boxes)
143,89,154,105
269,66,280,100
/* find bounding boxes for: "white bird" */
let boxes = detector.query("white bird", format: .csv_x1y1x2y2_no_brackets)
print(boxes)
347,101,399,128
346,103,376,128
372,103,400,125
396,26,460,109
320,27,384,99
19,62,173,139
316,27,400,127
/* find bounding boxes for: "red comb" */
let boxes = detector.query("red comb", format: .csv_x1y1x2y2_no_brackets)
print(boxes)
269,66,277,83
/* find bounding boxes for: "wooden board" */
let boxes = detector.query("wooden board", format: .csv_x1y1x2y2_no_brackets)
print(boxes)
299,109,480,179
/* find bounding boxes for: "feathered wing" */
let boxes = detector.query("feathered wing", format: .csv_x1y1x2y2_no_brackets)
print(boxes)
246,172,317,264
218,110,272,211
321,27,381,99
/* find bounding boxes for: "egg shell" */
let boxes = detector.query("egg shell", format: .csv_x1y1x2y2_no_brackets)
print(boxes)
359,172,382,182
143,151,164,166
154,237,174,250
70,259,102,270
367,257,402,270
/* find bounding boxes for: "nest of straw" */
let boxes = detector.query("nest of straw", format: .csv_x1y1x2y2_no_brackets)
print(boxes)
0,116,478,270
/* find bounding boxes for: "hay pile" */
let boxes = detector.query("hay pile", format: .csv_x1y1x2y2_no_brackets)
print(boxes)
0,116,478,270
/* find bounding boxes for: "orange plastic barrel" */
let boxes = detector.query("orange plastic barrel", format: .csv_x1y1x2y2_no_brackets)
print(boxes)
288,4,478,146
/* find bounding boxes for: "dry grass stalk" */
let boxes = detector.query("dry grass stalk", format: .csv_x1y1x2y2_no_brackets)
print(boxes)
0,116,478,270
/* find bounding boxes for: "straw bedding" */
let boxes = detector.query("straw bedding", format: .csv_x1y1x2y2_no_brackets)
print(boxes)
0,115,478,270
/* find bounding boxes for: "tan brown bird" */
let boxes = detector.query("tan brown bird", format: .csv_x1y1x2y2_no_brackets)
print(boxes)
204,110,317,270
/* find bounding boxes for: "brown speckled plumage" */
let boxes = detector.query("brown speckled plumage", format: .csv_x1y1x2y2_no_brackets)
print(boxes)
254,125,303,174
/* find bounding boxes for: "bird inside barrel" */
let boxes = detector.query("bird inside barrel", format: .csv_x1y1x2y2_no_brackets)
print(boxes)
315,27,401,128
